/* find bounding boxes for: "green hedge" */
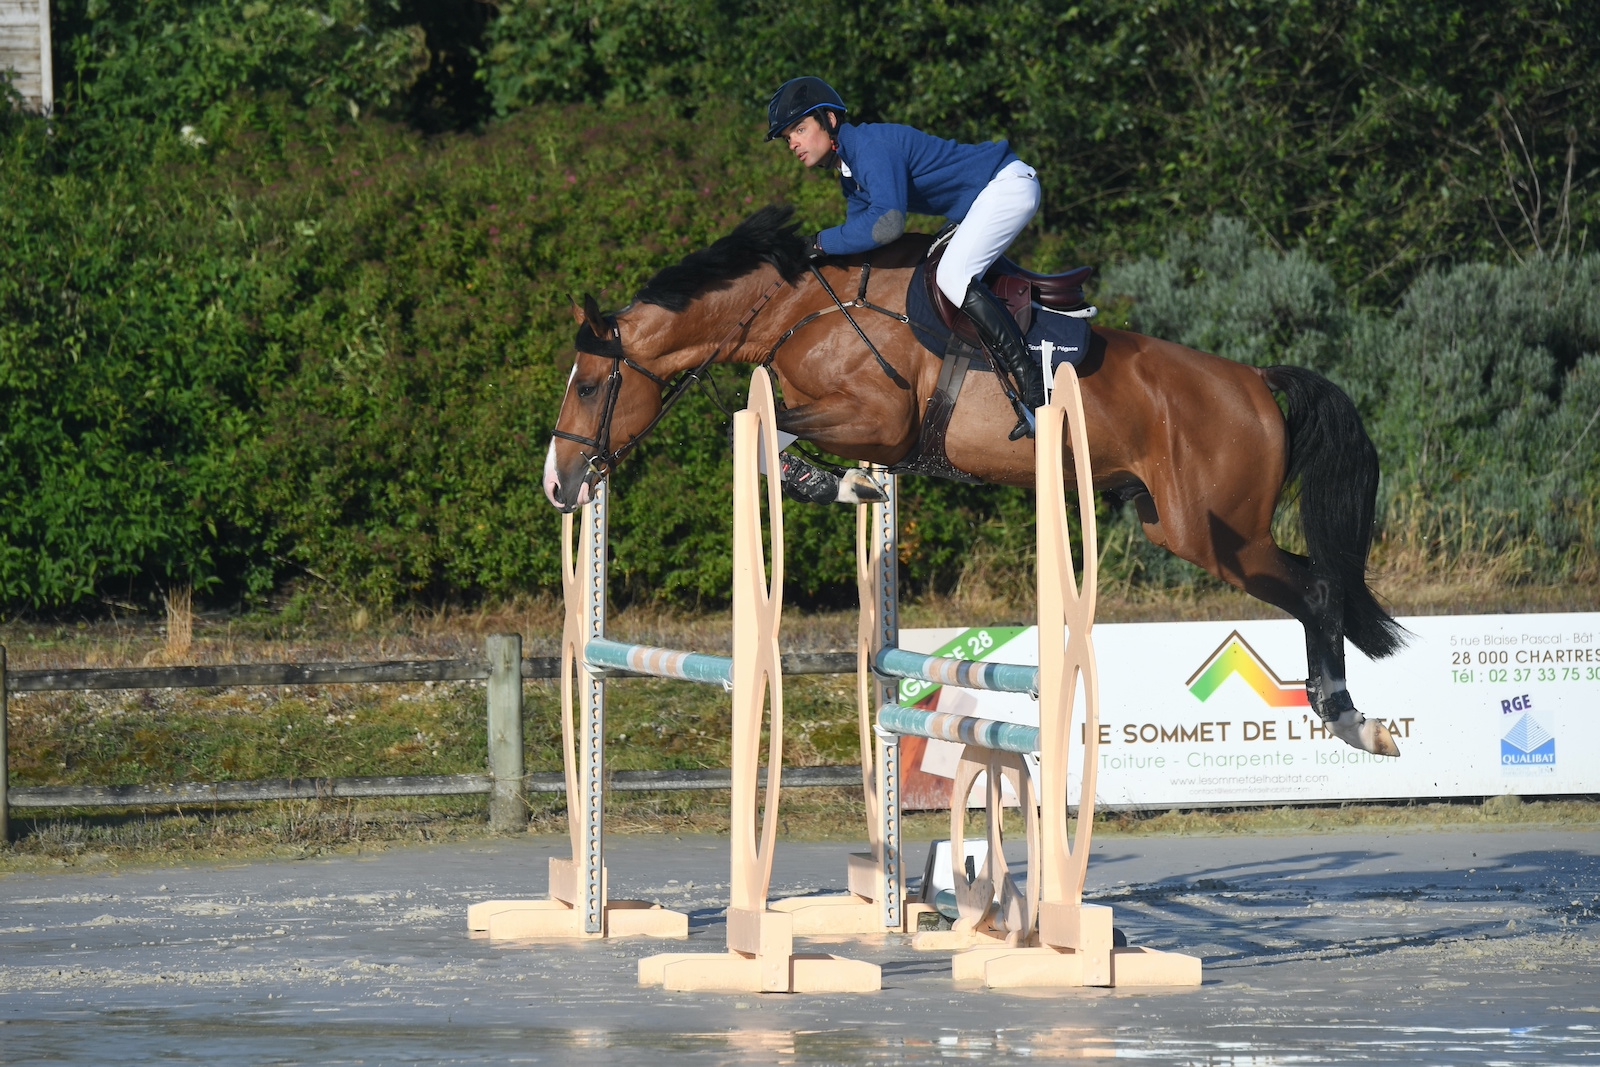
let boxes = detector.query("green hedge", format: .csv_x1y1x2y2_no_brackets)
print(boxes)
3,103,1049,610
481,0,1600,302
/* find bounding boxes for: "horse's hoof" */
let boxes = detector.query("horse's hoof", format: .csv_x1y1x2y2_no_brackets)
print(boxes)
1329,708,1401,757
837,469,888,505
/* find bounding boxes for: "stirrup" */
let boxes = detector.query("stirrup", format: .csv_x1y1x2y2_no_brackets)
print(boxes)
1004,393,1037,440
998,377,1036,441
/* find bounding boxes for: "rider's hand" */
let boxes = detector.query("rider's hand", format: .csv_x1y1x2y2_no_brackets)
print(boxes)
804,233,828,260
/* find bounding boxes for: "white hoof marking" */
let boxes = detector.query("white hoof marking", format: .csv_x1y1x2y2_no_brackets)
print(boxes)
1329,708,1401,757
836,469,889,505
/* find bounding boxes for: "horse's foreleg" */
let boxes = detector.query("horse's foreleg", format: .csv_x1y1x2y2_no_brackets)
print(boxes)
774,394,918,467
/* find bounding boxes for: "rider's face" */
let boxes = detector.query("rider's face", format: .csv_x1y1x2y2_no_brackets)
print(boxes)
784,115,835,169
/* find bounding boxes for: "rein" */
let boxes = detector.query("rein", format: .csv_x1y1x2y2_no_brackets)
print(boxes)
554,256,912,480
766,259,912,389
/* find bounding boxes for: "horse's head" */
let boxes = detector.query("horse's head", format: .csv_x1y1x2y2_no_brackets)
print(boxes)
543,295,673,512
543,206,810,511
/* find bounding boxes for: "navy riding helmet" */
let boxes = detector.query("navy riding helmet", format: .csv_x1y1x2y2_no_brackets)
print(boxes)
765,77,848,141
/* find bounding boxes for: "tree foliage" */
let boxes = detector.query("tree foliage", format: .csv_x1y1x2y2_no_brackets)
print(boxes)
483,0,1600,301
51,0,431,161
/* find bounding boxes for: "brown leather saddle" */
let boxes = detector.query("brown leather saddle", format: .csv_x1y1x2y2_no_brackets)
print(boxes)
926,241,1094,346
886,242,1096,484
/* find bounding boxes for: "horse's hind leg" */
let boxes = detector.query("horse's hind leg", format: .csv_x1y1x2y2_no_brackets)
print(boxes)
1147,499,1400,757
1219,533,1401,757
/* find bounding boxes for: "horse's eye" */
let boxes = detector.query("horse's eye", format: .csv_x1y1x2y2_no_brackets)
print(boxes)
577,383,598,399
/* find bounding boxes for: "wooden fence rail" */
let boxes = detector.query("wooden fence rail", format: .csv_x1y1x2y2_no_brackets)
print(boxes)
6,766,862,810
0,642,858,840
6,650,857,693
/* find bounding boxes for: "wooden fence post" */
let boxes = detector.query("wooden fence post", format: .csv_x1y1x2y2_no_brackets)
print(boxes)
2,645,9,845
487,634,526,832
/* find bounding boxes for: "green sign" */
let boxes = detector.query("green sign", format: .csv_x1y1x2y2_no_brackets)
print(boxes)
896,627,1028,706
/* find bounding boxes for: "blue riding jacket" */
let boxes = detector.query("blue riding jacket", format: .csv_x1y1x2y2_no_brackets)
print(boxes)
816,123,1018,256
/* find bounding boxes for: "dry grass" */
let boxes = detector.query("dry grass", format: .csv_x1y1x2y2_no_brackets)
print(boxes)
2,580,1596,873
2,558,1593,676
1374,491,1600,592
158,584,193,663
5,791,1596,876
910,554,1600,629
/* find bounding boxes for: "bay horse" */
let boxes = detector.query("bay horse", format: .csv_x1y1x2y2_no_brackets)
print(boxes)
544,207,1405,756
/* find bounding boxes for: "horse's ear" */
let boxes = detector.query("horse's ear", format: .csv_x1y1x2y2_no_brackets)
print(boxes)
570,299,586,326
582,294,615,341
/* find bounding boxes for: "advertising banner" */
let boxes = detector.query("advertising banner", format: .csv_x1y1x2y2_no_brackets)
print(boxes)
896,612,1600,809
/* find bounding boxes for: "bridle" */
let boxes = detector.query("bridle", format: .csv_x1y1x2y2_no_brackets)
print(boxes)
550,278,787,480
551,256,910,483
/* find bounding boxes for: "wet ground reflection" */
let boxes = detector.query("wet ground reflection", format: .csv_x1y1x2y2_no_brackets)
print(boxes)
3,832,1597,1065
7,1018,1600,1064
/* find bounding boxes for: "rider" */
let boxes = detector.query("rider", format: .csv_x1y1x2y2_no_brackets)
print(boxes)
767,76,1046,440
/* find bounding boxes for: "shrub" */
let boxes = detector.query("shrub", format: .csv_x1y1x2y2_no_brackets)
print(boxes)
481,0,1600,303
1106,223,1600,580
5,96,1046,611
52,0,430,161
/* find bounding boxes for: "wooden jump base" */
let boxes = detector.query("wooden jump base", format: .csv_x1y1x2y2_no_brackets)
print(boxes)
637,369,878,992
863,367,1203,989
467,478,690,941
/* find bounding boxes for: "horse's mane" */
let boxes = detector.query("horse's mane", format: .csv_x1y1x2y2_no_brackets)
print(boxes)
636,206,809,312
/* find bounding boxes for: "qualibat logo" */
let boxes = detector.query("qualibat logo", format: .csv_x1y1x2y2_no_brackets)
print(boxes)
1501,714,1556,769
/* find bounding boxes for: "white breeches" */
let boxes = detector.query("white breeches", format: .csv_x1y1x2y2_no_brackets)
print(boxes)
934,159,1042,305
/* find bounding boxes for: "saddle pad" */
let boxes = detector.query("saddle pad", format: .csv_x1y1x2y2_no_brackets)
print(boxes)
908,261,1091,377
906,261,952,355
1028,304,1092,379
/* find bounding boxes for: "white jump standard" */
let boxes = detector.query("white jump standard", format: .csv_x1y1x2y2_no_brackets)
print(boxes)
468,480,690,940
637,368,880,992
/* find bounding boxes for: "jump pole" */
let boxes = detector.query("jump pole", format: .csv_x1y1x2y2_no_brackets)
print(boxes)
467,481,689,940
869,367,1203,988
639,367,879,992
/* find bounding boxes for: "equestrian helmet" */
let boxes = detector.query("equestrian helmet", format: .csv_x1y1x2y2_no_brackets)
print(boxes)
766,77,847,141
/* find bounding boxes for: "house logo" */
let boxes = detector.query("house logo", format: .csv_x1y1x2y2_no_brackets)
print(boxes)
1501,713,1556,770
1187,631,1310,708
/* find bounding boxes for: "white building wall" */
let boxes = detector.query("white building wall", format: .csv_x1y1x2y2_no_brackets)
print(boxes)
0,0,53,113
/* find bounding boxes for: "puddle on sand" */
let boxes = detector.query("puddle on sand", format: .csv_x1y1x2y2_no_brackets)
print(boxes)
3,1019,1598,1065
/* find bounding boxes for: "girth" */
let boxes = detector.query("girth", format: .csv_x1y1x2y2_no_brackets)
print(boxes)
886,335,988,484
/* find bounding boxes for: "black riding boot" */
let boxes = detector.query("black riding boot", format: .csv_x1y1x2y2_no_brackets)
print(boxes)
777,451,889,505
961,280,1045,440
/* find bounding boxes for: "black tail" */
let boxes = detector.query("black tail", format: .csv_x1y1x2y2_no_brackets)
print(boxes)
1263,365,1406,659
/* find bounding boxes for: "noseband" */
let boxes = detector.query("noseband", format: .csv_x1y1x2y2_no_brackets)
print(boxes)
549,278,788,480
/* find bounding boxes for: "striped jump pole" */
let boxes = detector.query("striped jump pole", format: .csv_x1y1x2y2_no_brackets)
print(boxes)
583,638,734,686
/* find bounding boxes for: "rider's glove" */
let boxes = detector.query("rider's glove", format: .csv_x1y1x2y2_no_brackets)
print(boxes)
804,233,828,261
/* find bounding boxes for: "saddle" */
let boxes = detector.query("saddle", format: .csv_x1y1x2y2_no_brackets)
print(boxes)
890,238,1097,484
925,240,1094,347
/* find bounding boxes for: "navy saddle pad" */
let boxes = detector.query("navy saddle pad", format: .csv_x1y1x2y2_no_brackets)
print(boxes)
907,261,1091,380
